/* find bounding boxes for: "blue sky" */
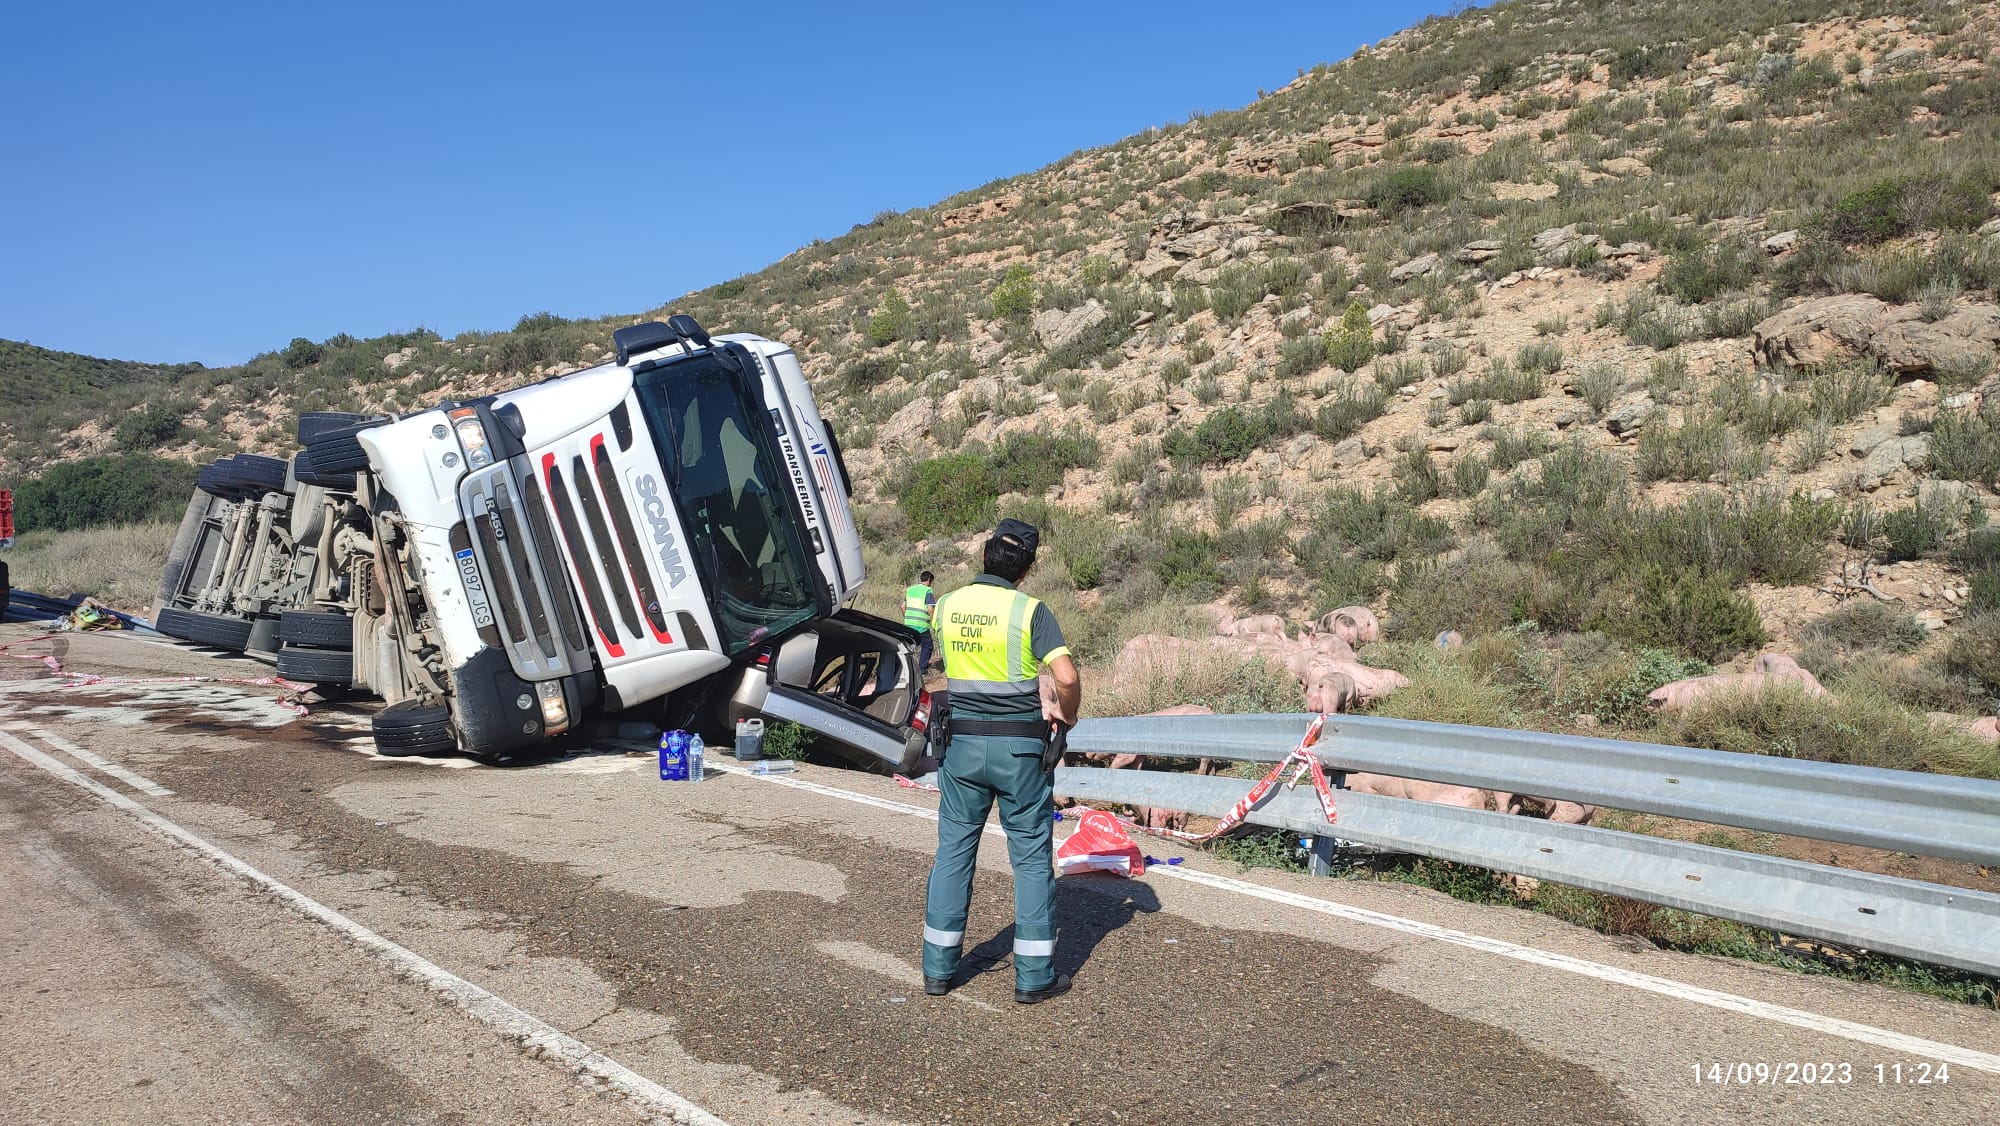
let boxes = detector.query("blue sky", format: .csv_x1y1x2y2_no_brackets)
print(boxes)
1,2,1457,366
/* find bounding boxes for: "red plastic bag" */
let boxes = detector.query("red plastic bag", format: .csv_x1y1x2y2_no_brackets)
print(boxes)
1056,809,1146,877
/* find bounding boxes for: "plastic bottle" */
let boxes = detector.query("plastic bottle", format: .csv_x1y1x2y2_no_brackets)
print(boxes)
687,733,705,782
734,717,765,761
658,730,689,781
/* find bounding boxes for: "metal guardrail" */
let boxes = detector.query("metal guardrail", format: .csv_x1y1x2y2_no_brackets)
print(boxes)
1058,714,2000,977
1067,713,2000,866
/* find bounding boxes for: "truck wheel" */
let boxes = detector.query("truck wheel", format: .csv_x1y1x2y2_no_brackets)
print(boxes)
217,454,289,496
278,609,353,649
276,645,353,685
155,607,254,650
297,411,376,445
371,700,456,757
301,416,386,475
292,450,356,491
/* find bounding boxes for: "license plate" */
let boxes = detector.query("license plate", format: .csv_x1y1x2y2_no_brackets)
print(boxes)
456,547,496,628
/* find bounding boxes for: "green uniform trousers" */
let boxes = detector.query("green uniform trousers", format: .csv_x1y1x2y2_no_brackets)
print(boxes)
921,721,1057,991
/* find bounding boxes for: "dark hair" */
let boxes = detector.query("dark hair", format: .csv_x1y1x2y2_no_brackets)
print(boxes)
918,570,934,583
983,534,1034,582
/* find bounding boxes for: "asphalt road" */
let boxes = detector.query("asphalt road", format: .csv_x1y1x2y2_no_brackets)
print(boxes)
2,624,1996,1125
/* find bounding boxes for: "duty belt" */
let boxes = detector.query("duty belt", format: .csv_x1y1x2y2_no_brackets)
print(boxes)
948,717,1050,740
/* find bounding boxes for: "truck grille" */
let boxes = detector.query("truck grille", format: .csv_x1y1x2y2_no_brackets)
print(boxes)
460,466,586,678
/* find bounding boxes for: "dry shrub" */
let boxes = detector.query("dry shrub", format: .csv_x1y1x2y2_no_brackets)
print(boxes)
1648,682,2000,779
1085,646,1298,718
6,523,176,614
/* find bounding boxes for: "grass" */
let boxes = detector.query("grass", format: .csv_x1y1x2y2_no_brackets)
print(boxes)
4,523,176,614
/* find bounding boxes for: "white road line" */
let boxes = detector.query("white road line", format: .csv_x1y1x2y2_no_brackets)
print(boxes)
0,730,729,1126
12,724,174,797
725,764,2000,1075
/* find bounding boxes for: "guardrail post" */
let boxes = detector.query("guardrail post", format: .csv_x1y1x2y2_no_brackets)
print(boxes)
1306,835,1336,877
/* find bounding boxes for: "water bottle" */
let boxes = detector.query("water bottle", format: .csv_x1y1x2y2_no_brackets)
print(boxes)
687,734,706,782
658,730,689,781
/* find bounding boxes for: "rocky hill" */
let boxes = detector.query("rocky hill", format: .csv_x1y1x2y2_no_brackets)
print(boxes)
9,0,2000,695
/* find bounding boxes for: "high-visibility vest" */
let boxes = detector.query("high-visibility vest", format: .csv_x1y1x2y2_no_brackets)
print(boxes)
904,584,934,632
935,581,1045,712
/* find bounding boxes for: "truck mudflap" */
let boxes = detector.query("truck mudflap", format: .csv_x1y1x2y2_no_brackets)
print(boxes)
446,646,594,760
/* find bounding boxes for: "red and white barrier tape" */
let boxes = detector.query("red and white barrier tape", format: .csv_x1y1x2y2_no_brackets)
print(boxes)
1116,713,1335,843
0,633,65,674
1,636,312,716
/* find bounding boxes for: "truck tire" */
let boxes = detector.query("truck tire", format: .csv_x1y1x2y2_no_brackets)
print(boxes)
372,700,456,757
278,609,353,649
292,450,356,491
276,645,352,685
155,607,254,650
302,416,386,475
297,411,376,445
217,454,288,496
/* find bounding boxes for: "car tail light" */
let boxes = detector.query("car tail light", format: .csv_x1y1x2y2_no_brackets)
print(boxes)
753,649,772,670
911,689,932,732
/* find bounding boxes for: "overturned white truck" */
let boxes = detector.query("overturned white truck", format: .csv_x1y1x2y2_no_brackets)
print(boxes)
155,317,931,767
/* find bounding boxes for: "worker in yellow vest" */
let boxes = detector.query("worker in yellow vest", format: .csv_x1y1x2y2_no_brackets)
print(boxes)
904,570,937,674
921,519,1082,1004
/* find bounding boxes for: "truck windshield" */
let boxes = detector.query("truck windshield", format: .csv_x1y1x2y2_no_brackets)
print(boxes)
633,352,824,654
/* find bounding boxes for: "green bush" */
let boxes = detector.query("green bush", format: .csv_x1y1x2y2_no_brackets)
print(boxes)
1326,301,1375,373
1650,681,1999,778
13,453,200,532
899,453,994,536
281,337,324,369
1929,407,2000,487
1389,544,1551,638
866,289,910,347
1366,166,1445,216
1822,174,1991,246
1313,382,1389,441
1880,491,1959,561
991,264,1035,321
1154,528,1223,594
1799,600,1929,657
1591,566,1767,663
987,428,1099,494
1659,243,1757,303
115,403,188,449
1163,399,1305,466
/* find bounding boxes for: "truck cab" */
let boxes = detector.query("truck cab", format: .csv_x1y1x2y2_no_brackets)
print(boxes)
157,316,891,762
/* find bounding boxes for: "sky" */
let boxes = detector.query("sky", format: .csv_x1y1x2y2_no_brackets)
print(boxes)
1,1,1460,367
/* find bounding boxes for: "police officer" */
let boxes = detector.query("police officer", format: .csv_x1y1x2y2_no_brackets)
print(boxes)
904,570,937,674
921,519,1081,1004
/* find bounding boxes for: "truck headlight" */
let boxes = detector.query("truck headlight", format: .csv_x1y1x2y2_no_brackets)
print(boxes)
450,408,495,469
535,680,570,734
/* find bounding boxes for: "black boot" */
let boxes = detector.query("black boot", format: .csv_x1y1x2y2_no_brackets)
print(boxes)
924,976,953,996
1014,973,1073,1004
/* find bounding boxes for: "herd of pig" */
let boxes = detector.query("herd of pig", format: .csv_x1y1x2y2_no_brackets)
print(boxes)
1082,609,2000,834
1095,608,1599,831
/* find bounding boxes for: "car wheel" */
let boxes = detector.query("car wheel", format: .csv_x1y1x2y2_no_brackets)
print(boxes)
371,699,455,757
155,607,255,650
278,609,353,649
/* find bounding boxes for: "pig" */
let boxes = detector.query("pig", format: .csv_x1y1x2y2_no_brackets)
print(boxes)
1229,614,1290,639
1927,713,2000,742
1646,660,1827,711
1110,634,1211,684
1435,630,1464,651
1307,633,1357,660
1315,606,1381,645
1304,670,1358,714
1342,775,1597,825
1312,659,1409,705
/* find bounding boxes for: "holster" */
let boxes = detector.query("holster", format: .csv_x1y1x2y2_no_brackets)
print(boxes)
1042,722,1069,773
